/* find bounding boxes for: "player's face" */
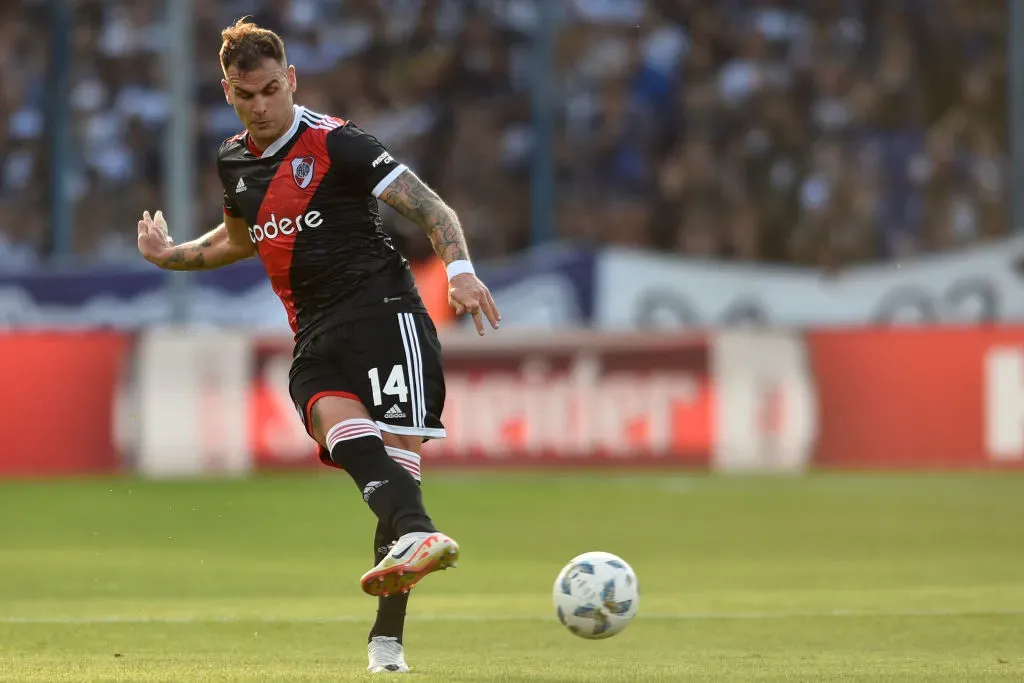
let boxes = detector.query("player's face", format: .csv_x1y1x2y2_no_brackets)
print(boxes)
222,58,297,148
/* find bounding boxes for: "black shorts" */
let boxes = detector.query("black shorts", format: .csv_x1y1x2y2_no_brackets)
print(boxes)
288,312,446,466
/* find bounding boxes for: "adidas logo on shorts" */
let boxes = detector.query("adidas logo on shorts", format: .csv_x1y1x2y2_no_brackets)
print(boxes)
384,404,406,419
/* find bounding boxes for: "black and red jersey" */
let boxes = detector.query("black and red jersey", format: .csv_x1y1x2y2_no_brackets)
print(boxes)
216,105,427,350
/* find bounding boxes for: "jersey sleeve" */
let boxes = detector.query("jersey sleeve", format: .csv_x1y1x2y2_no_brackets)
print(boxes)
222,189,242,218
325,125,409,198
216,141,243,218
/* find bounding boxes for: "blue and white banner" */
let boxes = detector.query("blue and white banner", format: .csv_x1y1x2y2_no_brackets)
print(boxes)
7,235,1024,331
595,236,1024,329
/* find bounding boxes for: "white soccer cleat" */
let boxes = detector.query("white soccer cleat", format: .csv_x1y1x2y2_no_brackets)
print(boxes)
360,531,459,597
367,636,410,674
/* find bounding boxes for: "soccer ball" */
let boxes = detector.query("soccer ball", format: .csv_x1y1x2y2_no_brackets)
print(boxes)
552,551,639,639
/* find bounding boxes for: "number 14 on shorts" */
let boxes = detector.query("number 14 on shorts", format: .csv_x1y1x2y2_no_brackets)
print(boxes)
368,365,408,406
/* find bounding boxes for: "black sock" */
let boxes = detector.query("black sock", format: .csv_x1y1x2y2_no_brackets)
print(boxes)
368,518,410,643
328,433,435,536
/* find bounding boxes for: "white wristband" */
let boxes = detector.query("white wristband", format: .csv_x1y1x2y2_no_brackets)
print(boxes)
446,259,475,281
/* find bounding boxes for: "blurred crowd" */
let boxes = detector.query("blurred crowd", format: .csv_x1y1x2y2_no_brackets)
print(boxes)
0,0,1010,271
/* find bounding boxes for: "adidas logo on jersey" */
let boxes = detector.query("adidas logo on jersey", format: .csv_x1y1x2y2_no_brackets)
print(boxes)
384,405,406,419
236,177,247,193
248,210,324,243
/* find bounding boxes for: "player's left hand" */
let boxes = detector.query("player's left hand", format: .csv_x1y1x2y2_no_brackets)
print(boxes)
449,273,501,336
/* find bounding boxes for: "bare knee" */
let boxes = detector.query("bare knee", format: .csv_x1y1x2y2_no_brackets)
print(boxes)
310,396,422,457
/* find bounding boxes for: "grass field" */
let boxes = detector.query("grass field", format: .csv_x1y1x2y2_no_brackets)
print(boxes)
0,471,1022,681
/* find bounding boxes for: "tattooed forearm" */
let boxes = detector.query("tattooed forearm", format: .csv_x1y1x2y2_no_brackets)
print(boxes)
379,170,470,264
159,239,210,270
158,237,219,270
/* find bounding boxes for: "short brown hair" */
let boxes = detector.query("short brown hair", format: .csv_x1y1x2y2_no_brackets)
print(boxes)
220,18,286,73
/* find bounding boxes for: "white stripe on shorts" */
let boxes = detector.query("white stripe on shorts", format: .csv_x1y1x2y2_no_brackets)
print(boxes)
377,423,446,439
403,313,426,428
397,313,423,428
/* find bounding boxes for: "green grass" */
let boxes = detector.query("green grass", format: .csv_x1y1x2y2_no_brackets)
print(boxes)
0,472,1022,681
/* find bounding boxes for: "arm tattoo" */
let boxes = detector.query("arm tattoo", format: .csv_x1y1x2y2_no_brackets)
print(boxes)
379,170,470,264
159,238,212,270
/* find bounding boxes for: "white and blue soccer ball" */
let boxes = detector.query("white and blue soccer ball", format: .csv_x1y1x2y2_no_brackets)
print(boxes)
552,551,639,639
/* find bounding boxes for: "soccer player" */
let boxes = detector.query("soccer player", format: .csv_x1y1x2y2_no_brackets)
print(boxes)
135,18,501,674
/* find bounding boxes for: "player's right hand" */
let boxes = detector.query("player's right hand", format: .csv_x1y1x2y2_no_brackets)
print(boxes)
137,210,174,265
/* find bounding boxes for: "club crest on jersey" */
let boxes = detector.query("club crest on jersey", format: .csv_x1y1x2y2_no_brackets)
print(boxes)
290,156,315,189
